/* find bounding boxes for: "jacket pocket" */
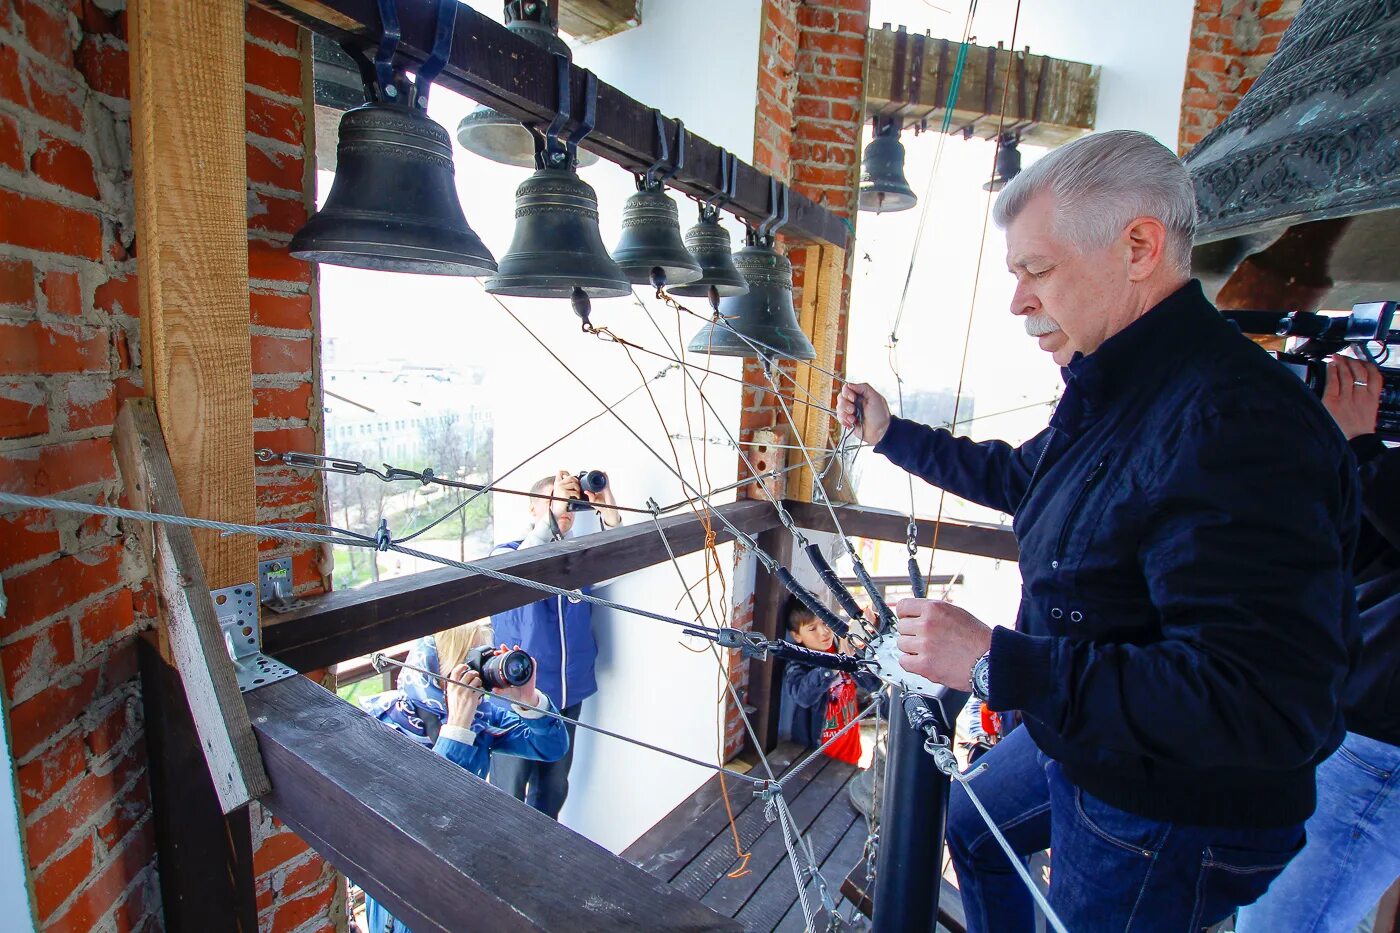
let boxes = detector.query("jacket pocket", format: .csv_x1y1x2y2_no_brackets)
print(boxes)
1052,455,1110,569
1189,835,1303,930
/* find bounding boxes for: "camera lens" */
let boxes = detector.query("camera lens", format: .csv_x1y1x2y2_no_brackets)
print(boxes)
579,470,608,493
488,648,535,688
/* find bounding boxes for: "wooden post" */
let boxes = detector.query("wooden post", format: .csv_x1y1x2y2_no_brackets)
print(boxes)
791,244,848,504
127,0,257,589
745,526,794,753
116,399,270,812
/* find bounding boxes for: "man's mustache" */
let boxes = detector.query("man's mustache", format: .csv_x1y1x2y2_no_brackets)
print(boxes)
1024,315,1062,337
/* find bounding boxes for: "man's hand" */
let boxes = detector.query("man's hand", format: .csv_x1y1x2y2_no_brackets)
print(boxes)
550,470,582,520
837,383,892,446
1323,355,1382,440
894,598,992,688
495,645,541,708
444,664,483,729
585,474,622,528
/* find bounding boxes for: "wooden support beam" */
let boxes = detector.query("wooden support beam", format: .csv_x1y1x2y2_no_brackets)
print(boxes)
791,244,848,504
745,526,794,753
262,499,1016,673
128,0,257,589
784,499,1019,562
865,26,1099,148
558,0,641,43
116,400,270,812
247,673,742,931
263,498,782,671
253,0,850,247
139,637,258,932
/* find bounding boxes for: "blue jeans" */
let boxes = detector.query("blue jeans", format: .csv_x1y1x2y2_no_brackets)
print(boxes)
1235,732,1400,933
489,701,581,820
946,726,1305,932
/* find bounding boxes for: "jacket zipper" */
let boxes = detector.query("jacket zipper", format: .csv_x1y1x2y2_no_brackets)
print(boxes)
1053,456,1108,567
558,594,568,710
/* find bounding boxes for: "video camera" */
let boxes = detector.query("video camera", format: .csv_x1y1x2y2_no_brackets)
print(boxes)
1223,301,1400,442
566,469,608,512
464,645,535,690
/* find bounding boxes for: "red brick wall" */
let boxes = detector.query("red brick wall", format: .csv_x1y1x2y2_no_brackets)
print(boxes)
725,0,870,760
1179,0,1299,154
0,1,338,929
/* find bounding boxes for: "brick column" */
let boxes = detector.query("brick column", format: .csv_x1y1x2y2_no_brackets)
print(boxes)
724,0,870,760
1179,0,1300,154
0,2,339,929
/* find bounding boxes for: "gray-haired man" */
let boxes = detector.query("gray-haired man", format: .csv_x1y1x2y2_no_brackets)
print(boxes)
839,130,1358,930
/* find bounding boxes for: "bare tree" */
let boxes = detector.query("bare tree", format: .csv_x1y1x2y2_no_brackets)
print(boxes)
419,411,494,561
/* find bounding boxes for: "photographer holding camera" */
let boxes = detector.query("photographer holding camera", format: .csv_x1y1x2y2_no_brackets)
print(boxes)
489,469,621,820
1236,354,1400,932
359,621,568,933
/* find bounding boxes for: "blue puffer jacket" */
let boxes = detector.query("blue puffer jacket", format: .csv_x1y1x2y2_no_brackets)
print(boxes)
490,541,598,710
874,280,1359,829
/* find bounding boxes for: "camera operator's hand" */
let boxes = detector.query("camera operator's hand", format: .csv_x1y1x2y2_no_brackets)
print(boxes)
1324,355,1382,440
586,475,622,528
551,470,582,520
494,644,542,710
838,383,892,446
444,664,483,729
894,598,992,688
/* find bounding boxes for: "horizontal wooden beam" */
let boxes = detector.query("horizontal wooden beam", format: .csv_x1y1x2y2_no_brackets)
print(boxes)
865,26,1099,149
254,0,850,247
263,499,1017,672
262,498,781,671
558,0,641,43
784,500,1019,563
247,674,741,931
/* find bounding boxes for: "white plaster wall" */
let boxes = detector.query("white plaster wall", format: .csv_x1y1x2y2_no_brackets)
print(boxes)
0,692,37,930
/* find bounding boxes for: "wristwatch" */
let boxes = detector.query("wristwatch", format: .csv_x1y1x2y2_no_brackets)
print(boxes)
970,650,992,701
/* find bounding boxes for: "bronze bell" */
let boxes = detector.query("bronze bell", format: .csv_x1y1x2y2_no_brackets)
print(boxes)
289,100,497,276
456,3,599,168
611,180,704,288
667,206,750,309
484,164,631,299
858,119,917,214
983,134,1022,192
687,237,815,360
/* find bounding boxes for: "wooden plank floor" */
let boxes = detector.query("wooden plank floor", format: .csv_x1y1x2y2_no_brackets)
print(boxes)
624,743,962,931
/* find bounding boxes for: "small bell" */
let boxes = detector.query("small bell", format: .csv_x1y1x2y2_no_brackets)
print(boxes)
290,100,497,276
667,207,750,309
611,180,704,289
456,2,599,168
983,134,1022,192
858,119,917,214
687,237,815,361
484,165,631,299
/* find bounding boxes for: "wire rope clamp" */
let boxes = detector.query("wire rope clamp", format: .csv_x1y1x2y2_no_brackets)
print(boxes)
212,583,299,693
754,780,782,823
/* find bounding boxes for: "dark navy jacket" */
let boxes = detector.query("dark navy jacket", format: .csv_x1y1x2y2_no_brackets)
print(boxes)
490,541,598,710
1344,435,1400,745
875,281,1358,828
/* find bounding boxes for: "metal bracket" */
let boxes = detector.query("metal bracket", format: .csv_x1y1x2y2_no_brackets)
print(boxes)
868,630,942,696
212,583,299,693
258,557,308,613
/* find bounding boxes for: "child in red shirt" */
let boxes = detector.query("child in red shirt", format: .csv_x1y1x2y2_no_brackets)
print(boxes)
780,596,879,764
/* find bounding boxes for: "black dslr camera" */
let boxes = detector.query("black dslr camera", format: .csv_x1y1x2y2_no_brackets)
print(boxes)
464,645,535,690
1223,301,1400,442
566,469,608,512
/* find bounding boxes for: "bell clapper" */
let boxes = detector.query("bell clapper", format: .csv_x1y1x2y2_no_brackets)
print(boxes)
571,287,594,332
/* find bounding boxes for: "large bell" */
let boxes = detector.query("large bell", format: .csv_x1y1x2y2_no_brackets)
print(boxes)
859,121,917,214
687,239,815,360
668,207,750,308
612,181,704,288
983,134,1022,192
455,3,598,168
484,165,631,298
290,101,497,276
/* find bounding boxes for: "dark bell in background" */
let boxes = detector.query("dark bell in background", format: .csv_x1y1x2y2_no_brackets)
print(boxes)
858,118,917,214
983,134,1022,192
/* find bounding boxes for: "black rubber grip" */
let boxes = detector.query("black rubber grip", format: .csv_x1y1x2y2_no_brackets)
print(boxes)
768,639,865,674
774,566,851,639
850,556,897,632
804,543,865,621
908,556,926,598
